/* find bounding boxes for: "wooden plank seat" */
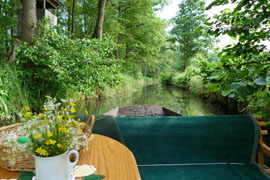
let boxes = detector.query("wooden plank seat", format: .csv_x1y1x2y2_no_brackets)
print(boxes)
116,115,270,180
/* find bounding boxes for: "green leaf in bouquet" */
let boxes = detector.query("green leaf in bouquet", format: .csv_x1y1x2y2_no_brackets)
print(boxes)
82,174,105,180
18,171,35,180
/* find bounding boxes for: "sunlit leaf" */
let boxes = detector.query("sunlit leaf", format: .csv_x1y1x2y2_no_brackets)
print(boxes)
254,77,268,86
231,82,243,89
208,75,219,80
221,88,233,97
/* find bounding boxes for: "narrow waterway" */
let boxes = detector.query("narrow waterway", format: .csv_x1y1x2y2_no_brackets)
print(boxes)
84,84,226,116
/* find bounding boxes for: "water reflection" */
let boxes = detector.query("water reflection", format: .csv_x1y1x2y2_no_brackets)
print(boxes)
84,84,226,116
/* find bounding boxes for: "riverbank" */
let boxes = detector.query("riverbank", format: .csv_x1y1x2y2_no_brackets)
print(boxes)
71,75,157,113
79,83,226,116
161,71,270,120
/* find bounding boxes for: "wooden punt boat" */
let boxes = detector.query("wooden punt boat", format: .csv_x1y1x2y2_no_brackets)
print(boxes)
104,105,182,117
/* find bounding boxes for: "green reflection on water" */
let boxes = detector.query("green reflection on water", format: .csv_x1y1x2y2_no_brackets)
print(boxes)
84,84,225,116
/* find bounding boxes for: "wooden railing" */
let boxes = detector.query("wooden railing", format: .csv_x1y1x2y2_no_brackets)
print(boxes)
256,116,270,174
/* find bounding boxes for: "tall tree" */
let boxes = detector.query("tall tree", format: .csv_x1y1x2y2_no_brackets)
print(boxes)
71,0,76,38
113,0,167,76
92,0,107,39
0,0,18,60
171,0,211,70
21,0,37,43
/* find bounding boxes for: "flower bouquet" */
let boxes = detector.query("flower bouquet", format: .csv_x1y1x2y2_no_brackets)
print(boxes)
0,97,92,172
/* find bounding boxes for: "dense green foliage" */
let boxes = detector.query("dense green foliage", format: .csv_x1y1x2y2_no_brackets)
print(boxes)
58,0,167,76
163,0,270,117
202,0,270,116
170,0,213,70
0,0,17,60
0,0,169,125
0,62,29,125
16,23,121,109
1,0,270,124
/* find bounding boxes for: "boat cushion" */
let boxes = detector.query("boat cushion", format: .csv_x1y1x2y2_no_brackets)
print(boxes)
116,115,270,179
75,115,124,144
138,163,268,180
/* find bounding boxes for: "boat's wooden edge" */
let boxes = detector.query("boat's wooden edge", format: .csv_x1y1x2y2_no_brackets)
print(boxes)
104,105,181,117
104,107,119,117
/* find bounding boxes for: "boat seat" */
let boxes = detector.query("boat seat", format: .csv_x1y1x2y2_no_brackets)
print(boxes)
75,115,124,144
116,115,270,180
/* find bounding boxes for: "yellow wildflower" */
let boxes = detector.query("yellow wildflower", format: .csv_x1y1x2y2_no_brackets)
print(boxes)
65,129,70,134
57,116,63,121
59,126,65,133
32,115,36,118
63,108,67,112
81,122,85,127
85,110,88,115
78,118,81,121
50,139,56,145
57,143,63,148
41,149,48,156
35,147,42,154
71,108,76,113
24,112,32,118
69,102,75,106
47,132,53,137
68,115,74,119
39,113,44,117
45,140,50,145
44,107,49,111
34,133,41,139
45,95,50,98
45,139,56,145
24,106,31,111
78,129,82,133
35,147,48,156
73,121,79,127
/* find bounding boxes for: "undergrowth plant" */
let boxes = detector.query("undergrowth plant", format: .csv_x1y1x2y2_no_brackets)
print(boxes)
16,21,121,111
0,63,30,126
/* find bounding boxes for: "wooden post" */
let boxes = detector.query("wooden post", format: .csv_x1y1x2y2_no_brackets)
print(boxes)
255,115,270,173
258,149,265,167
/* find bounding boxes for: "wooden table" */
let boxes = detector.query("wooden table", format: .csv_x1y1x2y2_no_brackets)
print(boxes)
0,134,141,180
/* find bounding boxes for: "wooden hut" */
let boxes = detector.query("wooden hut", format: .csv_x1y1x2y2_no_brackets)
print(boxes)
17,0,63,37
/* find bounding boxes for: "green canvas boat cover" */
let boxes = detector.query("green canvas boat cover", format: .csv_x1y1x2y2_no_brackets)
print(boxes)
116,115,270,180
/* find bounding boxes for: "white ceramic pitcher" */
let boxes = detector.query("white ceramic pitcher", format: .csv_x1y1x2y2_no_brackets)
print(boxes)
34,150,79,180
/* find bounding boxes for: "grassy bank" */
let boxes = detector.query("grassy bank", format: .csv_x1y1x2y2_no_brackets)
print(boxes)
160,67,270,119
70,74,156,114
0,66,153,127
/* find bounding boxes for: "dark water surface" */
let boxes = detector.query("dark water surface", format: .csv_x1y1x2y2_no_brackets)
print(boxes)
85,84,226,116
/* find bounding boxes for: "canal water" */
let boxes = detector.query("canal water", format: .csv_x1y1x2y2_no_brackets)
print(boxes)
84,84,226,116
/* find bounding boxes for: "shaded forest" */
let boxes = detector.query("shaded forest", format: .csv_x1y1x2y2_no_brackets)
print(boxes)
0,0,270,125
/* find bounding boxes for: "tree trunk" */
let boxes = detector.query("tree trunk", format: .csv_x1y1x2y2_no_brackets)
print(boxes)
68,7,71,32
116,1,122,59
21,0,37,43
144,65,147,78
84,13,87,34
8,39,19,63
126,43,129,60
11,0,16,38
4,0,9,55
92,0,107,40
7,0,17,63
184,54,188,70
71,0,76,39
